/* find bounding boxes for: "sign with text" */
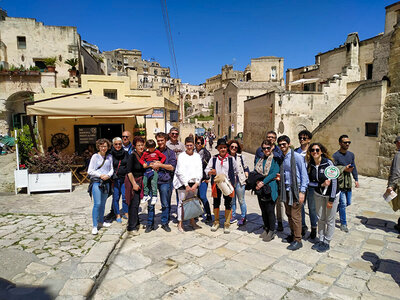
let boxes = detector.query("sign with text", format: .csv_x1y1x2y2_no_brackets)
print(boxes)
145,108,164,119
78,127,97,144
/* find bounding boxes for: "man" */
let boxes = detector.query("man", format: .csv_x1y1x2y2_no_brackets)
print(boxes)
166,127,185,158
295,130,317,239
333,135,359,233
145,132,177,233
255,131,285,231
104,130,133,223
277,135,309,251
205,138,238,233
386,136,400,235
122,131,133,154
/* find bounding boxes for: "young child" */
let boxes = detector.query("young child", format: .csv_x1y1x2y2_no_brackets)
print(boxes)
139,139,166,205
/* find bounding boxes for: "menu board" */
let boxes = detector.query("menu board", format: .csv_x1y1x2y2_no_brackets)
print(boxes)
78,127,97,144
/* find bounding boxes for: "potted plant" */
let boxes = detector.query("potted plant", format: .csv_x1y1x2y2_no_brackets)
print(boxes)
9,65,18,75
26,151,74,194
28,65,40,75
44,57,57,72
65,58,78,77
61,79,70,88
18,65,26,75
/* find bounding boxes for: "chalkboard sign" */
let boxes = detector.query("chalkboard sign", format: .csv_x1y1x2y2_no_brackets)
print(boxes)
78,127,97,144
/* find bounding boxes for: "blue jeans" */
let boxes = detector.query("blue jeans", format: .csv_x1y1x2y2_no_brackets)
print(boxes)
112,177,127,216
231,182,246,219
92,182,108,227
338,190,352,225
198,181,212,216
301,186,317,228
159,182,173,225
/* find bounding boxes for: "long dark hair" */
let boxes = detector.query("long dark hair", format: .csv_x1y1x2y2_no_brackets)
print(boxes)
306,142,332,164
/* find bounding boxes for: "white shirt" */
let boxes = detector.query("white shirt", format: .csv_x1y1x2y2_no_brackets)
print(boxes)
204,155,238,181
173,151,203,189
88,153,114,178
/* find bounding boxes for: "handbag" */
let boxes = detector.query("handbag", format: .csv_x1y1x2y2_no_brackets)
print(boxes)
182,196,204,221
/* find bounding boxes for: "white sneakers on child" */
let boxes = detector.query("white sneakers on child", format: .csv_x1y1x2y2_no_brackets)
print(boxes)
150,196,158,205
141,195,151,203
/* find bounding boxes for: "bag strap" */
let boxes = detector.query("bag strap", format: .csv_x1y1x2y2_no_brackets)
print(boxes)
96,154,107,170
115,160,121,175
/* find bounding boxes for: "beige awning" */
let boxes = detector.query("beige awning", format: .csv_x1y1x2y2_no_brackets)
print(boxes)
26,94,153,116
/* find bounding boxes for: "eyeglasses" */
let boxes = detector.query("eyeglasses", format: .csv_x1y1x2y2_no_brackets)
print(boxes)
99,145,108,148
171,133,179,136
278,143,287,147
343,141,351,145
114,143,122,146
122,136,129,138
310,148,320,153
230,145,238,149
262,146,271,151
299,137,308,141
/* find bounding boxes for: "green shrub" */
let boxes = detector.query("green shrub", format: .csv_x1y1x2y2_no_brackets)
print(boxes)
16,125,37,165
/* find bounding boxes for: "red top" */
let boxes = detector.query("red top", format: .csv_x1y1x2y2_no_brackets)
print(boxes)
139,149,166,165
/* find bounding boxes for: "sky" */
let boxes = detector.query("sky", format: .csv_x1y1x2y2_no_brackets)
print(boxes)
1,0,396,84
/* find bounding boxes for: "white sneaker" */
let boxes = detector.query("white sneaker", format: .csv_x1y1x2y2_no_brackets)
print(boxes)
141,195,151,203
151,196,158,205
92,227,98,235
103,222,111,228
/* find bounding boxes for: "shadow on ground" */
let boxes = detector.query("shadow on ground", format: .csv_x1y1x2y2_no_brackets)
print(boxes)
0,278,52,300
362,251,400,285
356,216,399,233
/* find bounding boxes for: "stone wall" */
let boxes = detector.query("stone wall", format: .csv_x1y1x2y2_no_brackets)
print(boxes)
313,81,386,177
378,92,400,179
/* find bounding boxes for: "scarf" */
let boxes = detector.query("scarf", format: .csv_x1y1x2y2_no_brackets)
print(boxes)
255,155,273,176
280,149,299,205
111,147,125,160
218,153,229,166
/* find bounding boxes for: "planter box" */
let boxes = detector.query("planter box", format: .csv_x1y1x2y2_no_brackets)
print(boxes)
14,169,28,194
28,172,72,194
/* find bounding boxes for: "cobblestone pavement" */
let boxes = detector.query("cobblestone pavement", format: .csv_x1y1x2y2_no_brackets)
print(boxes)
92,151,400,300
0,151,399,299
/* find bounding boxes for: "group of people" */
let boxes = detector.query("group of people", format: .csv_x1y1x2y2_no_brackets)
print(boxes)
87,126,362,253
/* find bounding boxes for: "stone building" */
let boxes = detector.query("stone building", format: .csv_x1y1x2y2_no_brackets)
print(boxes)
205,65,244,95
244,1,400,178
0,8,101,133
103,48,180,105
244,56,284,85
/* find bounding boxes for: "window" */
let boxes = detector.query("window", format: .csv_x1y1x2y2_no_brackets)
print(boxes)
215,101,218,114
104,89,117,100
304,83,316,91
366,64,373,80
17,36,26,49
228,98,232,113
365,122,378,137
154,69,158,75
271,66,277,80
170,110,178,122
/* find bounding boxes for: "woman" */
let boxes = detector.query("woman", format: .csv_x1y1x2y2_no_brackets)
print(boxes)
110,137,130,223
195,136,212,223
306,142,340,253
126,137,146,234
173,136,203,232
88,138,114,235
254,140,279,241
228,140,249,226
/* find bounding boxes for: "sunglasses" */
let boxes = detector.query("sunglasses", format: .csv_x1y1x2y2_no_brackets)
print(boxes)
299,137,308,141
310,148,320,153
230,145,238,149
114,143,122,146
122,136,129,138
196,142,203,145
343,141,351,145
278,143,287,147
171,133,179,136
262,146,271,151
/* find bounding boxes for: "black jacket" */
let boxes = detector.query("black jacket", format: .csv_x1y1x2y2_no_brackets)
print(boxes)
308,157,339,202
111,148,130,179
